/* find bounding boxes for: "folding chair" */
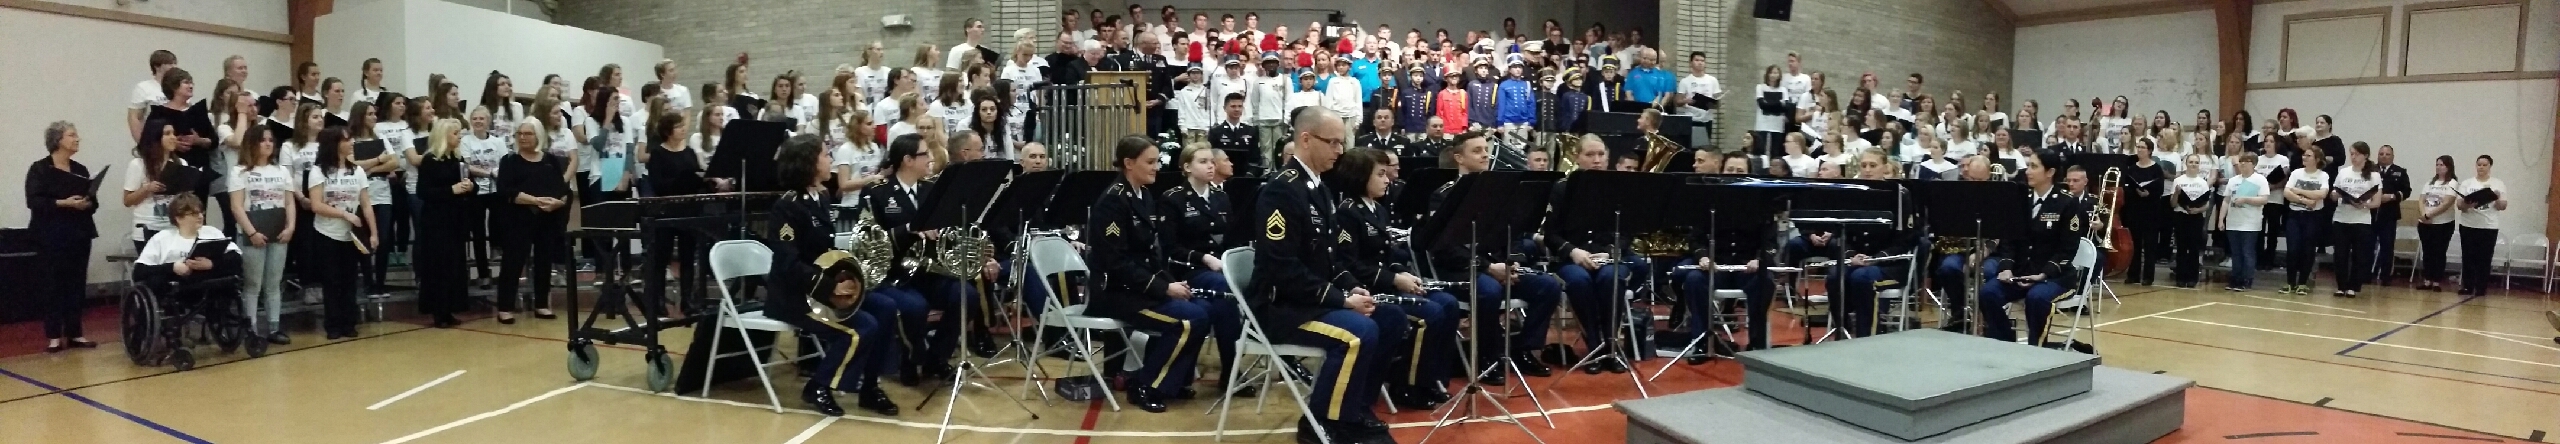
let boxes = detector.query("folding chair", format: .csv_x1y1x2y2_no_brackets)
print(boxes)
1208,246,1333,444
1019,235,1131,411
2044,239,2102,351
699,240,813,413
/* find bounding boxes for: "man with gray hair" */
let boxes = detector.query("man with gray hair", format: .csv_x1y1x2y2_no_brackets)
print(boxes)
1247,107,1393,443
946,129,985,163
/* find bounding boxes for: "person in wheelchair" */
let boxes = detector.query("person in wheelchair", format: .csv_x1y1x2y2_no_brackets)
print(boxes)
133,195,244,330
1978,148,2084,347
765,134,896,417
1085,135,1212,413
1327,147,1458,410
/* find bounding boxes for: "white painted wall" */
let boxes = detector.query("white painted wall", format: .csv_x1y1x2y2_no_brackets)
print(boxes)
2245,80,2555,242
317,0,661,101
2012,9,2219,119
38,0,291,33
0,5,292,283
2247,0,2558,83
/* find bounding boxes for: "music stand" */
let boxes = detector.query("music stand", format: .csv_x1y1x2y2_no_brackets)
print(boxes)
1914,180,2029,337
1787,181,1903,343
1415,171,1551,443
1543,170,1677,398
1218,177,1265,246
1009,170,1112,406
1395,168,1458,230
708,119,789,192
1648,183,1770,381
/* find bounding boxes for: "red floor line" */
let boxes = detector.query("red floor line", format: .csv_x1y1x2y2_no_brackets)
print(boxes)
2106,331,2560,396
1070,398,1104,444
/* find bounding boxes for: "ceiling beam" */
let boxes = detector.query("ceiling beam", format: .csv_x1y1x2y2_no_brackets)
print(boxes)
1980,0,2018,24
2016,0,2214,27
2214,0,2251,121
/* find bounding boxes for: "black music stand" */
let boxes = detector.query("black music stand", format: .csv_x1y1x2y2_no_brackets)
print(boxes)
1395,168,1457,229
1415,170,1555,440
1788,180,1905,343
709,120,789,192
908,160,1041,427
1914,180,2030,337
1648,182,1774,379
1544,170,1675,398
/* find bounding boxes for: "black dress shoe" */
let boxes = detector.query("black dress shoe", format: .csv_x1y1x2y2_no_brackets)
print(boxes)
855,387,899,416
266,332,291,345
1170,387,1199,400
1511,353,1553,377
533,311,558,320
1604,357,1631,374
1220,382,1260,398
1387,386,1441,410
1128,387,1169,413
1419,384,1452,404
967,335,1001,358
1296,417,1335,444
1476,364,1508,386
67,339,99,349
803,387,846,416
1345,416,1392,438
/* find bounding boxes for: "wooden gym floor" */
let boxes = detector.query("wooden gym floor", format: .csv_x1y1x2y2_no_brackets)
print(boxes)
1,271,2554,443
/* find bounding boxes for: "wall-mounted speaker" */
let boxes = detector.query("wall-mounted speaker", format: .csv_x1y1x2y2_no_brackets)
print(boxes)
1755,0,1793,21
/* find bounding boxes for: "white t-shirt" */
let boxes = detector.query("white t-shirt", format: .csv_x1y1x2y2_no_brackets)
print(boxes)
2329,166,2377,224
869,97,904,127
1779,73,1812,104
356,138,395,205
2222,174,2270,232
209,117,243,194
853,66,892,104
1946,140,1982,160
2172,174,2214,214
485,102,526,141
832,142,884,205
305,166,369,242
912,68,945,104
228,164,296,233
131,79,166,110
463,134,507,194
2284,169,2328,212
1286,90,1324,117
931,100,974,137
947,43,985,70
2454,177,2506,229
1677,74,1722,119
1783,154,1821,178
124,158,188,240
1752,84,1787,133
659,83,693,110
2419,180,2459,225
137,227,236,267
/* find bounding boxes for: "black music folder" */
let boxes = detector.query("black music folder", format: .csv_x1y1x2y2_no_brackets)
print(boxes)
188,239,232,260
729,95,768,121
913,160,1018,231
2462,188,2499,207
354,140,387,161
85,165,112,200
155,164,202,195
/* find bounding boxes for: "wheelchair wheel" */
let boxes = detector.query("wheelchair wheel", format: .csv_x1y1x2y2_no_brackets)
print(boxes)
566,340,599,382
644,347,676,393
121,288,165,367
169,348,195,372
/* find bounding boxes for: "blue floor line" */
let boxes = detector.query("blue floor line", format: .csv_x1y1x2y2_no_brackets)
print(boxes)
0,366,213,444
2335,293,2484,355
2333,353,2560,386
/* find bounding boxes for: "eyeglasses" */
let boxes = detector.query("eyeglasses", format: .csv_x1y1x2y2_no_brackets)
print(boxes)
1307,133,1345,149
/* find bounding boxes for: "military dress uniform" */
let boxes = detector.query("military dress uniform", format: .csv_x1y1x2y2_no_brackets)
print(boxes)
1357,131,1411,157
1674,218,1780,352
859,177,976,381
1426,176,1562,381
1334,195,1458,408
764,191,893,416
1831,214,1924,339
1248,161,1390,441
1209,120,1262,176
1085,179,1213,412
1542,179,1652,372
1979,186,2087,346
1157,183,1249,392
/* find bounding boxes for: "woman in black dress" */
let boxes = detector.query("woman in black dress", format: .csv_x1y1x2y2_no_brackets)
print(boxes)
414,118,473,327
2122,138,2167,286
26,122,100,352
643,112,713,299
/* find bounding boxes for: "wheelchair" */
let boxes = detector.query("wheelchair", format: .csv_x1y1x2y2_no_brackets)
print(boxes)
122,259,261,371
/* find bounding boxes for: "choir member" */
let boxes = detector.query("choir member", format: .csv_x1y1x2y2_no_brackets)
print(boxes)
498,122,573,321
305,127,378,340
415,118,473,327
2329,142,2381,297
2123,138,2166,286
2453,156,2507,297
2415,155,2459,291
28,122,101,352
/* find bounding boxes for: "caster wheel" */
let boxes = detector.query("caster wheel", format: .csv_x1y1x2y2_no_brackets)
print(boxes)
567,341,600,382
170,349,196,372
645,348,676,393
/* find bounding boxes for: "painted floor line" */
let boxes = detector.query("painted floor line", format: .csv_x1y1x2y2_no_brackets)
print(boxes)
2466,330,2560,353
2229,293,2370,313
2152,316,2560,369
0,366,213,444
781,416,838,444
2333,353,2560,386
368,370,467,411
581,382,1615,437
2213,302,2546,340
2094,302,2218,328
2339,293,2486,356
377,382,589,444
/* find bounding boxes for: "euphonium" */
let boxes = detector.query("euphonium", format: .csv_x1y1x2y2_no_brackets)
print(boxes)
1639,133,1681,172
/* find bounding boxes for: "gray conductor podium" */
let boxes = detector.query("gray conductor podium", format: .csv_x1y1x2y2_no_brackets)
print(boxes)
1620,329,2189,444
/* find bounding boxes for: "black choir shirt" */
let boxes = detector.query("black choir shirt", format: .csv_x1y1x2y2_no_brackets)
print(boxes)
1084,178,1177,322
495,152,571,221
22,159,100,241
1249,161,1348,336
645,144,706,196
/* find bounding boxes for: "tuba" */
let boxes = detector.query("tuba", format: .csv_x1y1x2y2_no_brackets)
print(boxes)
1639,132,1681,172
1554,133,1583,173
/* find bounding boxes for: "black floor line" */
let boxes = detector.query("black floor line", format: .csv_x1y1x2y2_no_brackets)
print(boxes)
2313,396,2334,406
0,325,429,407
2199,385,2528,442
2152,370,2168,374
2224,431,2319,439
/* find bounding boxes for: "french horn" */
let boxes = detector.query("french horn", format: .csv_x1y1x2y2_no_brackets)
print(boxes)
814,204,904,322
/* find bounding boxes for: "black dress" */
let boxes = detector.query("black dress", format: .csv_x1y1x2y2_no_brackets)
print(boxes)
495,152,572,312
24,159,98,339
414,155,472,316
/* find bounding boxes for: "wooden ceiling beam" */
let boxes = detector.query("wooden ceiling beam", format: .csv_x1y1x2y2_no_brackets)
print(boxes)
2214,0,2251,120
1981,0,2019,25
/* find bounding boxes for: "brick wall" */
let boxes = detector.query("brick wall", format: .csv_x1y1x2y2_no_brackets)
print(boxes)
556,0,1056,91
1715,0,2014,149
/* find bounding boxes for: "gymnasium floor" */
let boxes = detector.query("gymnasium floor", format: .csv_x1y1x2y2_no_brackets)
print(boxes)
1,273,2553,443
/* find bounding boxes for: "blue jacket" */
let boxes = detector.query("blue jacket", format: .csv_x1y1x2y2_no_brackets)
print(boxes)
1350,59,1382,103
1465,80,1499,129
1497,79,1536,127
1626,66,1675,104
1397,84,1435,132
1558,90,1589,132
